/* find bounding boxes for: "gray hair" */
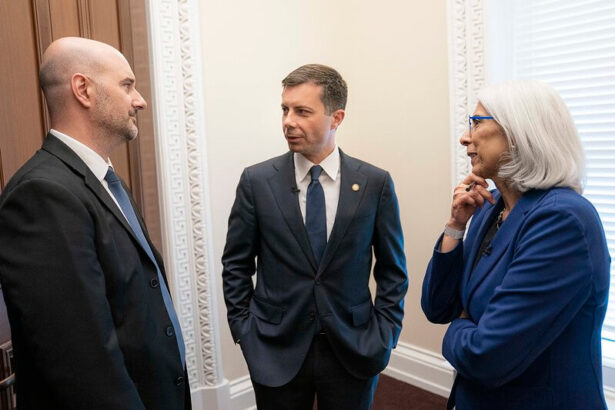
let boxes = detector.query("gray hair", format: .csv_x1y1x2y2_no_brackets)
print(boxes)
478,80,585,193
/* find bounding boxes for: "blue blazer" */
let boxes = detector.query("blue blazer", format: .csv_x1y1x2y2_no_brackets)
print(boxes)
222,150,408,387
422,188,610,409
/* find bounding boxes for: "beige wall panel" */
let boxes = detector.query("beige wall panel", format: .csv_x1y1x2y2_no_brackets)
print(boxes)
341,1,451,353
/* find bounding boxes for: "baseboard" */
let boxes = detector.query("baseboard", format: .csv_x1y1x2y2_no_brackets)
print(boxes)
189,379,232,409
383,341,455,398
229,374,256,410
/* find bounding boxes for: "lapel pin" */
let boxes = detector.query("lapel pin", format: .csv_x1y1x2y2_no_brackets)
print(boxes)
352,183,360,192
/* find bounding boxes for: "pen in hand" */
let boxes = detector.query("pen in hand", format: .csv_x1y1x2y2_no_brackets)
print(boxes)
465,181,476,192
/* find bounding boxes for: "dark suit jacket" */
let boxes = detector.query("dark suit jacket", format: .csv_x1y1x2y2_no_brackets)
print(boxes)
0,135,190,410
422,188,610,409
222,150,408,387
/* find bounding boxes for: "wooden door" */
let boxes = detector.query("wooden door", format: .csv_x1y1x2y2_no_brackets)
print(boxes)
0,2,162,406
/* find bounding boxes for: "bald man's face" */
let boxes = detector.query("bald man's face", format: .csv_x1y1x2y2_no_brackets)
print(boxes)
90,53,146,143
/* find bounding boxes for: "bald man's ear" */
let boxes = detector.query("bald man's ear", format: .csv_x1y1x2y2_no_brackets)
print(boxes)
330,109,345,130
71,73,93,108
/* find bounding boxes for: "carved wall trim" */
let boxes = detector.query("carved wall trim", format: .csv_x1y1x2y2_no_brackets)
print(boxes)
447,0,487,188
145,0,224,391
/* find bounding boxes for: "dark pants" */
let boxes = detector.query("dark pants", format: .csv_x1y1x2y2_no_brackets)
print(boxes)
252,333,379,410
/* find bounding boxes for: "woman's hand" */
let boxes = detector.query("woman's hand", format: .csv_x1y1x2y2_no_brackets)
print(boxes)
439,174,494,253
447,174,494,230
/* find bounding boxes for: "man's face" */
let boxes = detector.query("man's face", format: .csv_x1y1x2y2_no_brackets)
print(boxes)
281,82,344,164
91,55,146,143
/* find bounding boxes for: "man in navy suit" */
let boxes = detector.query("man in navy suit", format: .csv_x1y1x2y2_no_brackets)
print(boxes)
222,64,408,409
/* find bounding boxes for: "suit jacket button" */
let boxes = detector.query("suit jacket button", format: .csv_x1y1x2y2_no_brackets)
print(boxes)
315,279,321,285
175,376,184,386
166,326,175,337
308,312,315,321
150,278,160,288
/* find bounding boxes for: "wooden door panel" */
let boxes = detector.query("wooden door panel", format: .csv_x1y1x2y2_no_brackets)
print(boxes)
48,0,81,38
0,1,46,191
120,1,162,247
90,0,121,47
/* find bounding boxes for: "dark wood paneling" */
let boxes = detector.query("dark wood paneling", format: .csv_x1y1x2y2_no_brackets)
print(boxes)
0,1,46,188
48,0,80,38
89,0,120,47
120,0,163,251
76,0,92,38
32,0,53,132
32,1,53,57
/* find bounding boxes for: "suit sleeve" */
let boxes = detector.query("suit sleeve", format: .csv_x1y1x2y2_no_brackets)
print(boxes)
221,169,258,342
421,235,465,324
372,172,408,348
442,206,596,387
0,178,145,410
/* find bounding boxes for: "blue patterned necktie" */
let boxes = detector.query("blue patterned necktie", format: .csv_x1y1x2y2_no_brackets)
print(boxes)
306,165,327,264
105,167,185,367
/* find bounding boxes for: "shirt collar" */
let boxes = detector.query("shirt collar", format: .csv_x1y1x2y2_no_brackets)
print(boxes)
50,129,112,182
294,145,340,183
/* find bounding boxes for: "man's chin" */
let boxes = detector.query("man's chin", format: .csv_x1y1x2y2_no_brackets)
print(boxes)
286,141,303,153
125,124,139,141
123,130,138,142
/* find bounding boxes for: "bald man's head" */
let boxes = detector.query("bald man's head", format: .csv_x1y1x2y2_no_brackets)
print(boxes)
39,37,128,115
38,37,146,157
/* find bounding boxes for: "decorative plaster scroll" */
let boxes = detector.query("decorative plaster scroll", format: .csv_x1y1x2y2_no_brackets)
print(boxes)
176,0,222,387
146,0,223,390
448,0,487,188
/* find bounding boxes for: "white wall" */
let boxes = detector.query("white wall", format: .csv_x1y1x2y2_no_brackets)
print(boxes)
199,0,452,381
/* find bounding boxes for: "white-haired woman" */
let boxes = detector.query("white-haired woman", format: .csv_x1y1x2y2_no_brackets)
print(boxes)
422,80,610,409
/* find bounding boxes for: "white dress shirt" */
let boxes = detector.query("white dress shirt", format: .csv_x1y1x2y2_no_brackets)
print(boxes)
50,129,126,218
294,146,341,240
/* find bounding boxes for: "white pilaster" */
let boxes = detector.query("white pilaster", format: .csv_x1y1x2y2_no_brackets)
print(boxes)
447,0,488,188
145,1,229,408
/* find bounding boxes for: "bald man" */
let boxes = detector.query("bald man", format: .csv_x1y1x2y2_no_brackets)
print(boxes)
0,37,190,410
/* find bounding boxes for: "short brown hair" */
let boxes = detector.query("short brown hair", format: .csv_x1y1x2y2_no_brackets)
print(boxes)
282,64,347,114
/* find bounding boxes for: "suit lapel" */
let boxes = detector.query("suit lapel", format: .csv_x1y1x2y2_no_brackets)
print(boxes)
267,152,318,271
316,151,367,277
41,134,144,248
463,189,549,308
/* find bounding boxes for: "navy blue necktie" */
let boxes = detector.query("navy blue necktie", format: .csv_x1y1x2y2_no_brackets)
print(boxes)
105,167,185,367
306,165,327,264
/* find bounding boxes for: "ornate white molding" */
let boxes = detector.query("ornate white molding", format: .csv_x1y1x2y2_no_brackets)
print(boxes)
447,0,488,188
145,0,226,398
